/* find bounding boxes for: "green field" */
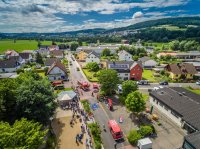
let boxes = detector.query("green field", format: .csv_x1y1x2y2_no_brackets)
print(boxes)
152,25,187,31
0,40,62,54
142,70,157,82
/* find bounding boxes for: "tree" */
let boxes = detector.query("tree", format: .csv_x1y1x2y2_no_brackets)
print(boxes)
78,40,83,46
86,62,99,72
125,91,146,114
70,42,79,51
36,52,44,64
101,48,111,56
127,130,142,145
97,69,119,95
122,80,138,97
0,118,48,148
138,126,153,137
0,79,18,123
15,73,56,124
170,40,180,51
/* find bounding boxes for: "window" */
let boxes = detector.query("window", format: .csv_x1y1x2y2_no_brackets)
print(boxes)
164,106,168,111
159,102,163,107
156,101,158,105
153,98,155,102
125,74,128,76
171,111,179,118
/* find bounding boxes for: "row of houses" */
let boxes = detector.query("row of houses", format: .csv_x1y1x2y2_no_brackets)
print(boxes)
0,49,64,73
149,87,200,149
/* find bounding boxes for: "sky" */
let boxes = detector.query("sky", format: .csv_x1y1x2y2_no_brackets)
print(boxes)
0,0,200,33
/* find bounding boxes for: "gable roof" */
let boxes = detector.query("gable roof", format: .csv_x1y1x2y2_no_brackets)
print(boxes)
87,51,100,58
165,63,197,75
107,61,135,73
118,50,131,56
47,60,67,74
185,131,200,149
50,50,63,56
45,58,60,66
0,59,18,68
19,53,31,59
5,50,19,56
150,87,200,130
139,56,151,63
130,61,143,69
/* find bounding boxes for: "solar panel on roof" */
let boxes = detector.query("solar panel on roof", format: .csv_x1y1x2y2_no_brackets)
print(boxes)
109,64,129,69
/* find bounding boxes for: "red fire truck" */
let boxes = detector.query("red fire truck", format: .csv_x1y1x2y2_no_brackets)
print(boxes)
108,120,123,140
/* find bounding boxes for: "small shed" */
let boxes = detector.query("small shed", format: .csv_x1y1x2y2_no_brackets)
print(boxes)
57,90,77,107
137,138,152,149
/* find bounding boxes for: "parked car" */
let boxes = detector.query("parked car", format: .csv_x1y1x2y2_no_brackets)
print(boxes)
159,81,168,85
196,81,200,85
137,80,149,85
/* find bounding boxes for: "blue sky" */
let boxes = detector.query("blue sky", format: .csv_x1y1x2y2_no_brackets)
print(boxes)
0,0,200,33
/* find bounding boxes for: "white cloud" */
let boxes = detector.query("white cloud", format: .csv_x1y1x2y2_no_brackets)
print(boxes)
0,0,192,32
132,11,144,18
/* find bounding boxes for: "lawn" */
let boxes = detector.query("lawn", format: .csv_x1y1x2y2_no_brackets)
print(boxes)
82,69,98,82
153,25,187,31
0,40,63,54
185,87,200,95
144,42,169,49
142,70,157,82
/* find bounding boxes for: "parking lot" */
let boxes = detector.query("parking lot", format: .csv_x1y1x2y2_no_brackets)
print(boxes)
100,95,185,149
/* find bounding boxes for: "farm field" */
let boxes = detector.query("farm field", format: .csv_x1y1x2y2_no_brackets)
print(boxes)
0,40,63,54
152,25,187,31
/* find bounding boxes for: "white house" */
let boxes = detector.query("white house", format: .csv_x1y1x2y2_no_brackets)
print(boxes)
0,59,21,73
150,87,200,134
139,56,157,69
85,51,100,64
118,50,133,61
19,53,33,63
47,60,68,81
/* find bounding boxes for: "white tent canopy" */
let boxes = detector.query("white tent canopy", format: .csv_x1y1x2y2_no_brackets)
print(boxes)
57,91,77,103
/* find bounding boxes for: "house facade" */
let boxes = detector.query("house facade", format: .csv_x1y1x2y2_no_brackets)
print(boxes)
0,59,21,73
150,87,200,137
165,63,197,80
139,56,157,69
47,61,68,81
118,50,133,61
85,51,100,64
107,61,142,81
130,62,143,80
19,53,33,63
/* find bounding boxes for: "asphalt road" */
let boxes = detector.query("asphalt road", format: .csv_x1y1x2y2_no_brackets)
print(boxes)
66,53,200,149
66,53,120,149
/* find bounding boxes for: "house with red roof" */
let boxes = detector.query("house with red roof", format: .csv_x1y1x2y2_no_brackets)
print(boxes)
46,60,68,81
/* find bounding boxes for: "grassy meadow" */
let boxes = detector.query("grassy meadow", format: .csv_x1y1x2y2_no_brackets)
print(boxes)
0,40,62,54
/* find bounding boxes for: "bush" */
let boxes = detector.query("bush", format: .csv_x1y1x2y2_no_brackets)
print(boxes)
138,126,153,137
88,123,102,149
128,130,142,145
81,100,91,114
16,68,24,74
86,62,99,72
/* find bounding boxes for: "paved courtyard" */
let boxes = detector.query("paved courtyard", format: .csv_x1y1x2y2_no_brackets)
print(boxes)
100,94,185,149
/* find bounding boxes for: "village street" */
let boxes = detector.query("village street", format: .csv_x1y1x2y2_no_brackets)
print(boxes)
66,53,136,149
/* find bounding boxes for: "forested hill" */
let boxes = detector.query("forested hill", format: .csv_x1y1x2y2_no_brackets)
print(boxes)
106,17,200,32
